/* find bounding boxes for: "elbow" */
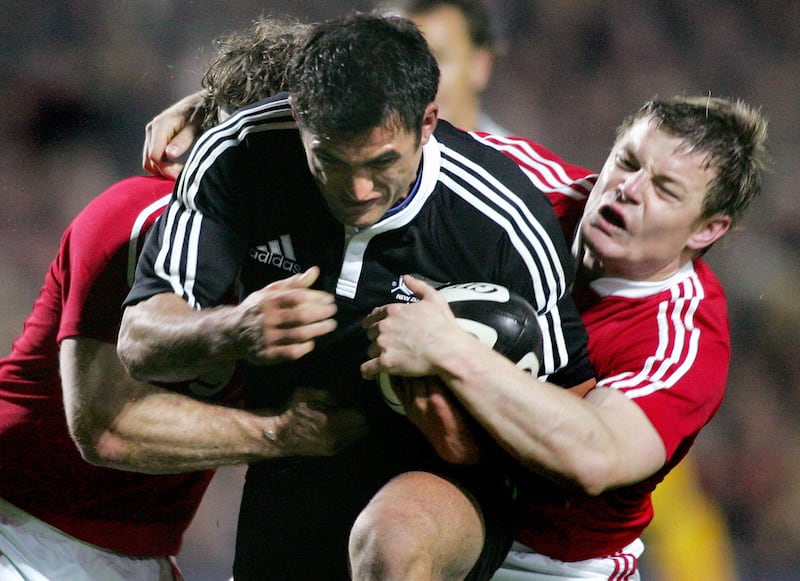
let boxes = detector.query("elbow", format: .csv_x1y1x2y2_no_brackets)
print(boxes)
573,466,613,497
117,311,149,381
70,424,125,468
68,411,134,470
522,451,617,497
566,451,622,496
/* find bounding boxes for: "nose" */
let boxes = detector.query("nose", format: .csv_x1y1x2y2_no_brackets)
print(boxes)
345,173,376,201
615,169,647,203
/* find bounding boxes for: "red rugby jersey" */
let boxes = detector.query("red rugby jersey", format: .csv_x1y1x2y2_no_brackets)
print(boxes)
468,150,729,560
0,175,239,556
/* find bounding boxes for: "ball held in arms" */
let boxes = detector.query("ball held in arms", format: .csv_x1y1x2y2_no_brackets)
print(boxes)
378,281,544,414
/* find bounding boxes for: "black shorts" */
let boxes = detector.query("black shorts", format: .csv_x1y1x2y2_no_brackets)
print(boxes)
232,430,514,581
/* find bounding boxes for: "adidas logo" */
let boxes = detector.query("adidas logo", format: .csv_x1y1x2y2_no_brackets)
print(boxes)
249,235,302,274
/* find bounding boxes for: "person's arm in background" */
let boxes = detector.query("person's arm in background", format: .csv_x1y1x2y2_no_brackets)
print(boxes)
142,89,207,179
62,336,366,474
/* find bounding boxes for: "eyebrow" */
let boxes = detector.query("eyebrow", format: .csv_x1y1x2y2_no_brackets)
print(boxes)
652,173,685,196
315,146,401,167
621,145,689,196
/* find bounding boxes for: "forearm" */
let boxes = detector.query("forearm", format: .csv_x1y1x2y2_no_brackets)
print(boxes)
90,384,283,474
361,277,665,493
118,293,256,382
63,337,279,473
119,269,338,382
432,335,661,494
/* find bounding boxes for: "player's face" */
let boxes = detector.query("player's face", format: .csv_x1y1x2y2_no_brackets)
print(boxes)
411,6,491,131
411,6,492,131
299,106,438,229
580,118,729,281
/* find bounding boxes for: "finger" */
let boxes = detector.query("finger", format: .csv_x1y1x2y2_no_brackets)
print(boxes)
266,266,321,291
156,161,185,180
142,115,173,172
402,275,437,299
360,358,378,380
165,124,195,160
142,125,157,173
361,305,388,330
254,340,318,364
266,318,338,345
262,291,337,326
143,136,183,179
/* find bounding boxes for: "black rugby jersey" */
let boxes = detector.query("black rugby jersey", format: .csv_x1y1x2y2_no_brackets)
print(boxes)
127,94,593,411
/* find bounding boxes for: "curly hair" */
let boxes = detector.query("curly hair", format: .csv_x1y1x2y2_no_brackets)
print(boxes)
199,16,310,132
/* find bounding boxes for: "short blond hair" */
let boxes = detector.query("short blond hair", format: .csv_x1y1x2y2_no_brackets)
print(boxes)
617,96,770,227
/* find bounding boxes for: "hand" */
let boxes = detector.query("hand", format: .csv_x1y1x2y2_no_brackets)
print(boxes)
237,267,338,364
270,388,368,456
360,275,464,380
398,376,483,464
142,90,207,179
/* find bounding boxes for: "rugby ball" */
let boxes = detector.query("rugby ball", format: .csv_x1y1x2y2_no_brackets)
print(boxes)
378,282,544,414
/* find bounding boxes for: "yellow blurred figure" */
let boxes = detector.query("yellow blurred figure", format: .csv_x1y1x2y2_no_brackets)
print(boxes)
645,455,739,580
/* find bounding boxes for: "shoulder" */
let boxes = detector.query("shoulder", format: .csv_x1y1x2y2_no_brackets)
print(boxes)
588,262,730,383
432,122,549,203
71,175,173,236
471,132,597,196
196,94,295,148
88,175,173,206
177,94,301,200
62,176,174,293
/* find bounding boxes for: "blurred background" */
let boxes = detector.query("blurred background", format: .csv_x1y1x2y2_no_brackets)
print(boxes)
2,1,798,579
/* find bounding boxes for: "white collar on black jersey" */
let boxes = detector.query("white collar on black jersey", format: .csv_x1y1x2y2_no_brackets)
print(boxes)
364,134,441,232
336,136,442,299
382,155,425,220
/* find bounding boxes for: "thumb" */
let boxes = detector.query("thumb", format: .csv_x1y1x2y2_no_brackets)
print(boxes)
403,275,437,300
267,266,321,291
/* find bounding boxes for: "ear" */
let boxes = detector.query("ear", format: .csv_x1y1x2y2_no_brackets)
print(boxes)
686,214,731,252
288,95,299,122
420,102,439,145
470,48,493,93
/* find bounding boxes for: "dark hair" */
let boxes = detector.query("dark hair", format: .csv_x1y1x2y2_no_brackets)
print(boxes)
288,12,440,141
199,16,309,132
397,0,494,51
617,95,770,228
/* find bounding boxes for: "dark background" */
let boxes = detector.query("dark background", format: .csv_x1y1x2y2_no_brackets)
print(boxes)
2,1,799,579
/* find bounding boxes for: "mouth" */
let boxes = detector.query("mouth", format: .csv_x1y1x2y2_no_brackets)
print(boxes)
598,204,626,231
338,198,381,214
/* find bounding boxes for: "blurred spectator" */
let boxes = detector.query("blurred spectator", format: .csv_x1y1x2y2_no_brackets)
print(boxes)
383,0,510,134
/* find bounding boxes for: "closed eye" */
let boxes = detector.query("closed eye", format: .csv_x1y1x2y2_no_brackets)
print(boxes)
615,152,639,171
